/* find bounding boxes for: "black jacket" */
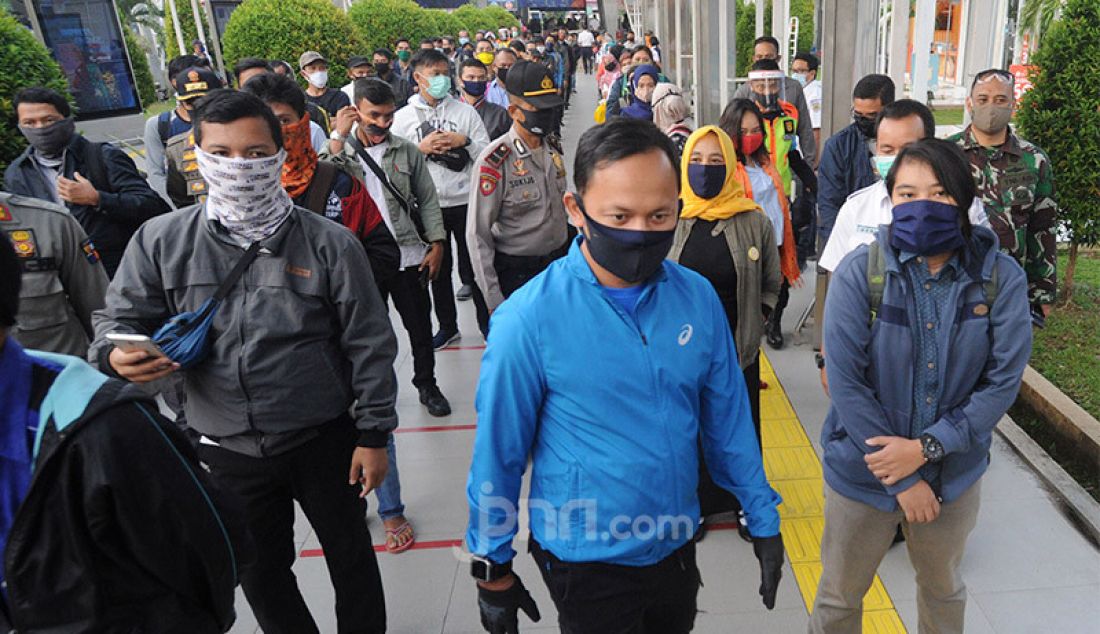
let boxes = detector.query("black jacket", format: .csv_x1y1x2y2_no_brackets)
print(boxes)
3,349,240,632
817,122,877,245
4,135,171,277
474,100,513,141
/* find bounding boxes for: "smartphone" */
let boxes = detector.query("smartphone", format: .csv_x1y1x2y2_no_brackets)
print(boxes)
105,332,168,358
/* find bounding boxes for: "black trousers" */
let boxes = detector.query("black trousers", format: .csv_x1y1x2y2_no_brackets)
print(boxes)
377,266,435,389
580,47,593,73
198,419,386,634
432,204,477,332
530,537,701,634
472,244,569,332
698,355,761,517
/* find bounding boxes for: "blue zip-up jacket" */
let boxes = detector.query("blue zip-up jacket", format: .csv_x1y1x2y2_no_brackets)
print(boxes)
817,123,877,246
822,225,1031,511
465,238,781,566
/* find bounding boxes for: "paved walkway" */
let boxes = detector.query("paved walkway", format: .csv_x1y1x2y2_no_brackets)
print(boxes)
226,73,1100,633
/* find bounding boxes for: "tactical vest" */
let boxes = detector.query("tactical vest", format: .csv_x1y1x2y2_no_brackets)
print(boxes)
165,131,207,208
763,100,799,198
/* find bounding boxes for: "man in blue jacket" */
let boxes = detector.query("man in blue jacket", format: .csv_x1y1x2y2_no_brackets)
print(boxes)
465,118,785,633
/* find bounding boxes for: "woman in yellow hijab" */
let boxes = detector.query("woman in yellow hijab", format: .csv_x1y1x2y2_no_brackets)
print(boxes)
667,125,783,540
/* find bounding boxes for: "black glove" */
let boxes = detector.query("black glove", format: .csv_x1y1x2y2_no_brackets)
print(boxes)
752,533,785,610
477,572,541,634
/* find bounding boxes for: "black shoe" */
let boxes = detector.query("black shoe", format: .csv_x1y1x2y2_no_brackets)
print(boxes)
456,284,473,301
766,316,784,349
418,384,451,417
432,328,460,350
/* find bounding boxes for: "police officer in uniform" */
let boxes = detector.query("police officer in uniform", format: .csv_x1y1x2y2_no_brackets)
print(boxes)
165,67,222,208
467,60,570,321
1,191,108,356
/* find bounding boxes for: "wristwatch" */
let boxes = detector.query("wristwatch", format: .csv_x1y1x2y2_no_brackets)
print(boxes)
814,353,826,370
329,129,347,141
920,433,945,464
470,556,512,582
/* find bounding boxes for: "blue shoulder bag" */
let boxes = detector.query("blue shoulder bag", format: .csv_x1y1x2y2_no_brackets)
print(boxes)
153,242,262,369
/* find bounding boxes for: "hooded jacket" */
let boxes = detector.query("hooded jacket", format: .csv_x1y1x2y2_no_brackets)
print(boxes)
1,343,238,632
391,94,491,208
822,224,1031,510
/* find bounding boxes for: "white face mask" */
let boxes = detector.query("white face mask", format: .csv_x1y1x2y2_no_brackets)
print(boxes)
195,147,294,243
306,70,328,88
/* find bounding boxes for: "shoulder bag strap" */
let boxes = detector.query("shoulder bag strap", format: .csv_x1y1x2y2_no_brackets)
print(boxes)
349,138,411,215
212,242,263,303
867,241,886,324
303,161,338,214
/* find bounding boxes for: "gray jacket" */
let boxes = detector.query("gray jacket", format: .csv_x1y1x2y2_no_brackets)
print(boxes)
2,192,108,357
321,133,446,247
89,205,399,456
669,212,781,370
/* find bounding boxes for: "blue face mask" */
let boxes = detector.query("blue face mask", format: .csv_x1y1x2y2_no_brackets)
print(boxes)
686,164,726,199
425,74,451,99
889,200,966,256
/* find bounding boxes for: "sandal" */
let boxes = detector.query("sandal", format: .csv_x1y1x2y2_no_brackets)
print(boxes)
385,521,416,554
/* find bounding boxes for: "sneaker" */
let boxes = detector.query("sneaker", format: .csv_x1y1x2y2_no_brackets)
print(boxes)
456,284,473,301
432,328,460,350
418,384,452,417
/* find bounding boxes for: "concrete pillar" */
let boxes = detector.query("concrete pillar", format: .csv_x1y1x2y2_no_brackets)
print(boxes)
910,0,935,103
887,0,909,92
756,0,765,39
772,0,790,66
819,0,880,140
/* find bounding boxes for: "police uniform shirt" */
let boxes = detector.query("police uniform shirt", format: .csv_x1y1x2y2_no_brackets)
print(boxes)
466,127,569,310
1,192,109,356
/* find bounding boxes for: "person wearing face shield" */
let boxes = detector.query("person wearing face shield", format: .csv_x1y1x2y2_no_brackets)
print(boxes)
465,119,784,634
947,68,1059,317
810,138,1031,633
298,51,351,118
732,36,816,166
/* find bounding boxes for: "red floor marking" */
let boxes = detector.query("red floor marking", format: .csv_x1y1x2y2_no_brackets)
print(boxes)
394,424,477,434
301,538,464,557
438,345,486,351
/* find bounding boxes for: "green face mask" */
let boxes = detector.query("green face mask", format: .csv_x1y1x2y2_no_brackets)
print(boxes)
873,154,897,178
397,50,411,62
425,74,452,99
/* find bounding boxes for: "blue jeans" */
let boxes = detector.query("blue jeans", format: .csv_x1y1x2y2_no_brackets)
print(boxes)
374,433,405,521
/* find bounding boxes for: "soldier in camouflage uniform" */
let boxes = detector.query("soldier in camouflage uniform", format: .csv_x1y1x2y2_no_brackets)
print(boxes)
948,68,1058,311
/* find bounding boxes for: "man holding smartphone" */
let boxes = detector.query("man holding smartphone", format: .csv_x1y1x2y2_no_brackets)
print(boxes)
90,90,398,633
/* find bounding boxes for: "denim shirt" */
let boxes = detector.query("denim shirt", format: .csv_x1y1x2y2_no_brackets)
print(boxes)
900,251,960,438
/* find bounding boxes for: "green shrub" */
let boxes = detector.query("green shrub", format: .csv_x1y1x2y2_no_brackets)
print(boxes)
0,10,72,171
222,0,363,88
1017,0,1100,301
163,1,208,58
123,25,157,108
349,0,434,53
452,4,496,34
482,5,519,31
429,10,467,40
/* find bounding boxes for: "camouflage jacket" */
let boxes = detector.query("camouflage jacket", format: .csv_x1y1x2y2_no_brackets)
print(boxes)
947,125,1058,305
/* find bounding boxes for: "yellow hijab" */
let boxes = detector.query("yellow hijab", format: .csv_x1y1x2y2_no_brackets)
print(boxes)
679,125,759,221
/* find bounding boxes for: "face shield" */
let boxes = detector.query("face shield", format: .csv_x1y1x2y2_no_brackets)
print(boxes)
747,70,787,115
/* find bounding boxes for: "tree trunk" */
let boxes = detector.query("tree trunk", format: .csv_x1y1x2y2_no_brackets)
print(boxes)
1062,241,1078,306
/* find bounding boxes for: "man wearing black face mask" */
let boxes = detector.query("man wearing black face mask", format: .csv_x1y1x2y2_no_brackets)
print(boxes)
5,88,170,278
466,61,570,327
371,48,412,108
465,118,783,634
459,58,511,141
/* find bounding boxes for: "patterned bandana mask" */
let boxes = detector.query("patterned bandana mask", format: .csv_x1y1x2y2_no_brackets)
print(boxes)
281,114,318,199
195,147,294,243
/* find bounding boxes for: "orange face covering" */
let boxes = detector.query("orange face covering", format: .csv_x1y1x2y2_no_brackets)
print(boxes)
281,113,317,199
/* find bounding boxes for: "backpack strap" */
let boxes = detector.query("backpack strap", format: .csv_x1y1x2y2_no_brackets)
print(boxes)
866,241,887,325
302,161,338,215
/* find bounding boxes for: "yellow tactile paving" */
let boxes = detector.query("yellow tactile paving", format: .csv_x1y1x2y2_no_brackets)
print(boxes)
760,352,907,633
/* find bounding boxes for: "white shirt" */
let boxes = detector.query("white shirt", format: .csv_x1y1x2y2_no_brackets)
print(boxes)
309,121,327,154
358,140,427,269
746,165,784,246
341,81,355,103
803,79,823,129
577,30,595,47
818,180,991,272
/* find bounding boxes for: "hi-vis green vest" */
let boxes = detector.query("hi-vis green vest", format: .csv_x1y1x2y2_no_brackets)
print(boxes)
763,100,799,198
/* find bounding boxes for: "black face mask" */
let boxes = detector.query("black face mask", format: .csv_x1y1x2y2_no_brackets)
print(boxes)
374,62,391,77
19,117,75,158
605,60,617,71
578,198,675,284
496,68,509,84
517,107,556,137
364,122,391,138
854,115,877,139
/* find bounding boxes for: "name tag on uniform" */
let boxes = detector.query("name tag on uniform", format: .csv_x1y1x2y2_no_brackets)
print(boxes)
21,256,58,273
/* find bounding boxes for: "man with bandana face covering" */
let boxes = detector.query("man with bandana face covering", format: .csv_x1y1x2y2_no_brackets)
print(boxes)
465,118,784,634
947,68,1059,316
466,61,570,330
90,89,397,632
5,88,170,277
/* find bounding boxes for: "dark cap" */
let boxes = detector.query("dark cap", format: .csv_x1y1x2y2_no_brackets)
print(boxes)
173,66,223,101
347,55,372,69
505,60,563,108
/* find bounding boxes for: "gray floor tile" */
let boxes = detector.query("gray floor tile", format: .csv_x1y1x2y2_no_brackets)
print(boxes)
972,584,1100,634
